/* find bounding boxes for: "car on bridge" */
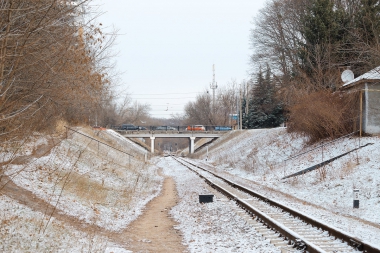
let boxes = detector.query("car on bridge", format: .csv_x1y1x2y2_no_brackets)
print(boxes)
186,125,205,131
214,126,232,131
120,124,139,130
155,126,176,131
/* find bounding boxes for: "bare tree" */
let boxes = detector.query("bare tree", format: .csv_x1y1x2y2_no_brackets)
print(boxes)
213,81,239,125
184,83,238,126
184,91,213,125
0,0,115,140
250,0,310,86
123,101,151,125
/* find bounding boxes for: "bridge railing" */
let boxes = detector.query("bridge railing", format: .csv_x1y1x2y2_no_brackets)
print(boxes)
110,125,235,133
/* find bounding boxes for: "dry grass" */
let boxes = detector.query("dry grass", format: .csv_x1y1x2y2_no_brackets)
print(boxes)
0,125,156,251
60,172,109,204
55,120,68,136
338,160,357,179
289,175,299,186
316,166,327,182
44,126,152,209
242,158,257,172
0,202,109,252
55,158,151,210
287,90,359,144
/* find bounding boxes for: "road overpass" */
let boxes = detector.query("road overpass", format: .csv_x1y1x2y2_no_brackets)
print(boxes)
116,130,226,154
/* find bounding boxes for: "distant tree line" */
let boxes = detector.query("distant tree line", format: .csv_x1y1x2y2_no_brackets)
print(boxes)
183,82,238,126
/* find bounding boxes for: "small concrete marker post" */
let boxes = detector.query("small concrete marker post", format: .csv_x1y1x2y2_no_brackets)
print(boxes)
353,189,360,208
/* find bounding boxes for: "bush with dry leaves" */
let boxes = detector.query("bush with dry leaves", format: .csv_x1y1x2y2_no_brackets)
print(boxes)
287,90,360,143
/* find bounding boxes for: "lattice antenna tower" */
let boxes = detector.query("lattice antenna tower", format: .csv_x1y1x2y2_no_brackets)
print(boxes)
210,64,218,111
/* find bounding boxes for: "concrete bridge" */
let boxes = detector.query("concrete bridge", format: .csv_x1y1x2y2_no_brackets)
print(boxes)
117,130,226,153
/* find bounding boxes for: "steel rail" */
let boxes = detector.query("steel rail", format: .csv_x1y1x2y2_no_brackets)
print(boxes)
173,157,326,252
174,156,380,253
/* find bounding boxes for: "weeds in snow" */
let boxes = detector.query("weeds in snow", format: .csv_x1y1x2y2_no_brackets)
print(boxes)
338,161,356,179
316,166,327,182
0,196,109,252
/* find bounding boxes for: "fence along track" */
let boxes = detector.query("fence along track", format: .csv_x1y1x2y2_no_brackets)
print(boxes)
172,156,380,253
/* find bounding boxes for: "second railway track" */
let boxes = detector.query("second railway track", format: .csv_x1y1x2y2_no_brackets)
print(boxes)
172,156,380,253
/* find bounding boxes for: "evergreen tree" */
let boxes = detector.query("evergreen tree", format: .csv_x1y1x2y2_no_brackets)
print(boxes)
356,0,380,44
300,0,350,88
243,66,284,129
350,0,380,72
303,0,338,45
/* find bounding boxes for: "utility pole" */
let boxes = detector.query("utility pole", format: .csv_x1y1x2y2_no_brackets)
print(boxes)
210,64,218,113
239,85,242,130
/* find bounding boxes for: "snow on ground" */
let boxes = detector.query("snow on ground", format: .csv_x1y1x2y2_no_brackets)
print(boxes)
194,127,380,247
1,126,380,252
3,128,161,231
105,129,149,156
157,157,281,253
0,127,159,252
0,194,130,253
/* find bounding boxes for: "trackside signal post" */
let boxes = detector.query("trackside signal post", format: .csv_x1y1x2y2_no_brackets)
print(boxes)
353,189,359,208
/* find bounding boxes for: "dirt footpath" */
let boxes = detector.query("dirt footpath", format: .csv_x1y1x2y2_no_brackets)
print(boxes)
123,176,188,252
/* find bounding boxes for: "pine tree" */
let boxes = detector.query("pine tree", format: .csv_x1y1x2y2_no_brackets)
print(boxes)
243,66,284,129
300,0,350,88
356,0,380,44
303,0,342,45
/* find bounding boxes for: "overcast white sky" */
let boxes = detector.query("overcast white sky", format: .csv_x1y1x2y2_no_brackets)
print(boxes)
90,0,267,118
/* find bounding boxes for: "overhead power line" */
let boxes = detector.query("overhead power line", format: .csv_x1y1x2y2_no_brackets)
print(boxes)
150,109,185,112
130,97,196,99
131,92,200,96
151,103,186,106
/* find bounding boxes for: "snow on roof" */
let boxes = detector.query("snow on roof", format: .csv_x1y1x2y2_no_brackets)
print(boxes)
343,65,380,88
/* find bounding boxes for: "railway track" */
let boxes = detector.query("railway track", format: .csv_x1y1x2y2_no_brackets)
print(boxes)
172,156,380,253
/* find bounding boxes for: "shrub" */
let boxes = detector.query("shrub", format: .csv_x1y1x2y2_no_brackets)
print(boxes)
287,90,359,143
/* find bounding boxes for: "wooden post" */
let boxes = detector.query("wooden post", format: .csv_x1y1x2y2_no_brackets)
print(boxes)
321,144,324,162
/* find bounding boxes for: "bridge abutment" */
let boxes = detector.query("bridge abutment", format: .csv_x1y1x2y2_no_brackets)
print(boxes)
150,137,155,153
189,137,196,154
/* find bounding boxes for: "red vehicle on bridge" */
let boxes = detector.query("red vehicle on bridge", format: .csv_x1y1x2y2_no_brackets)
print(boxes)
186,125,206,131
